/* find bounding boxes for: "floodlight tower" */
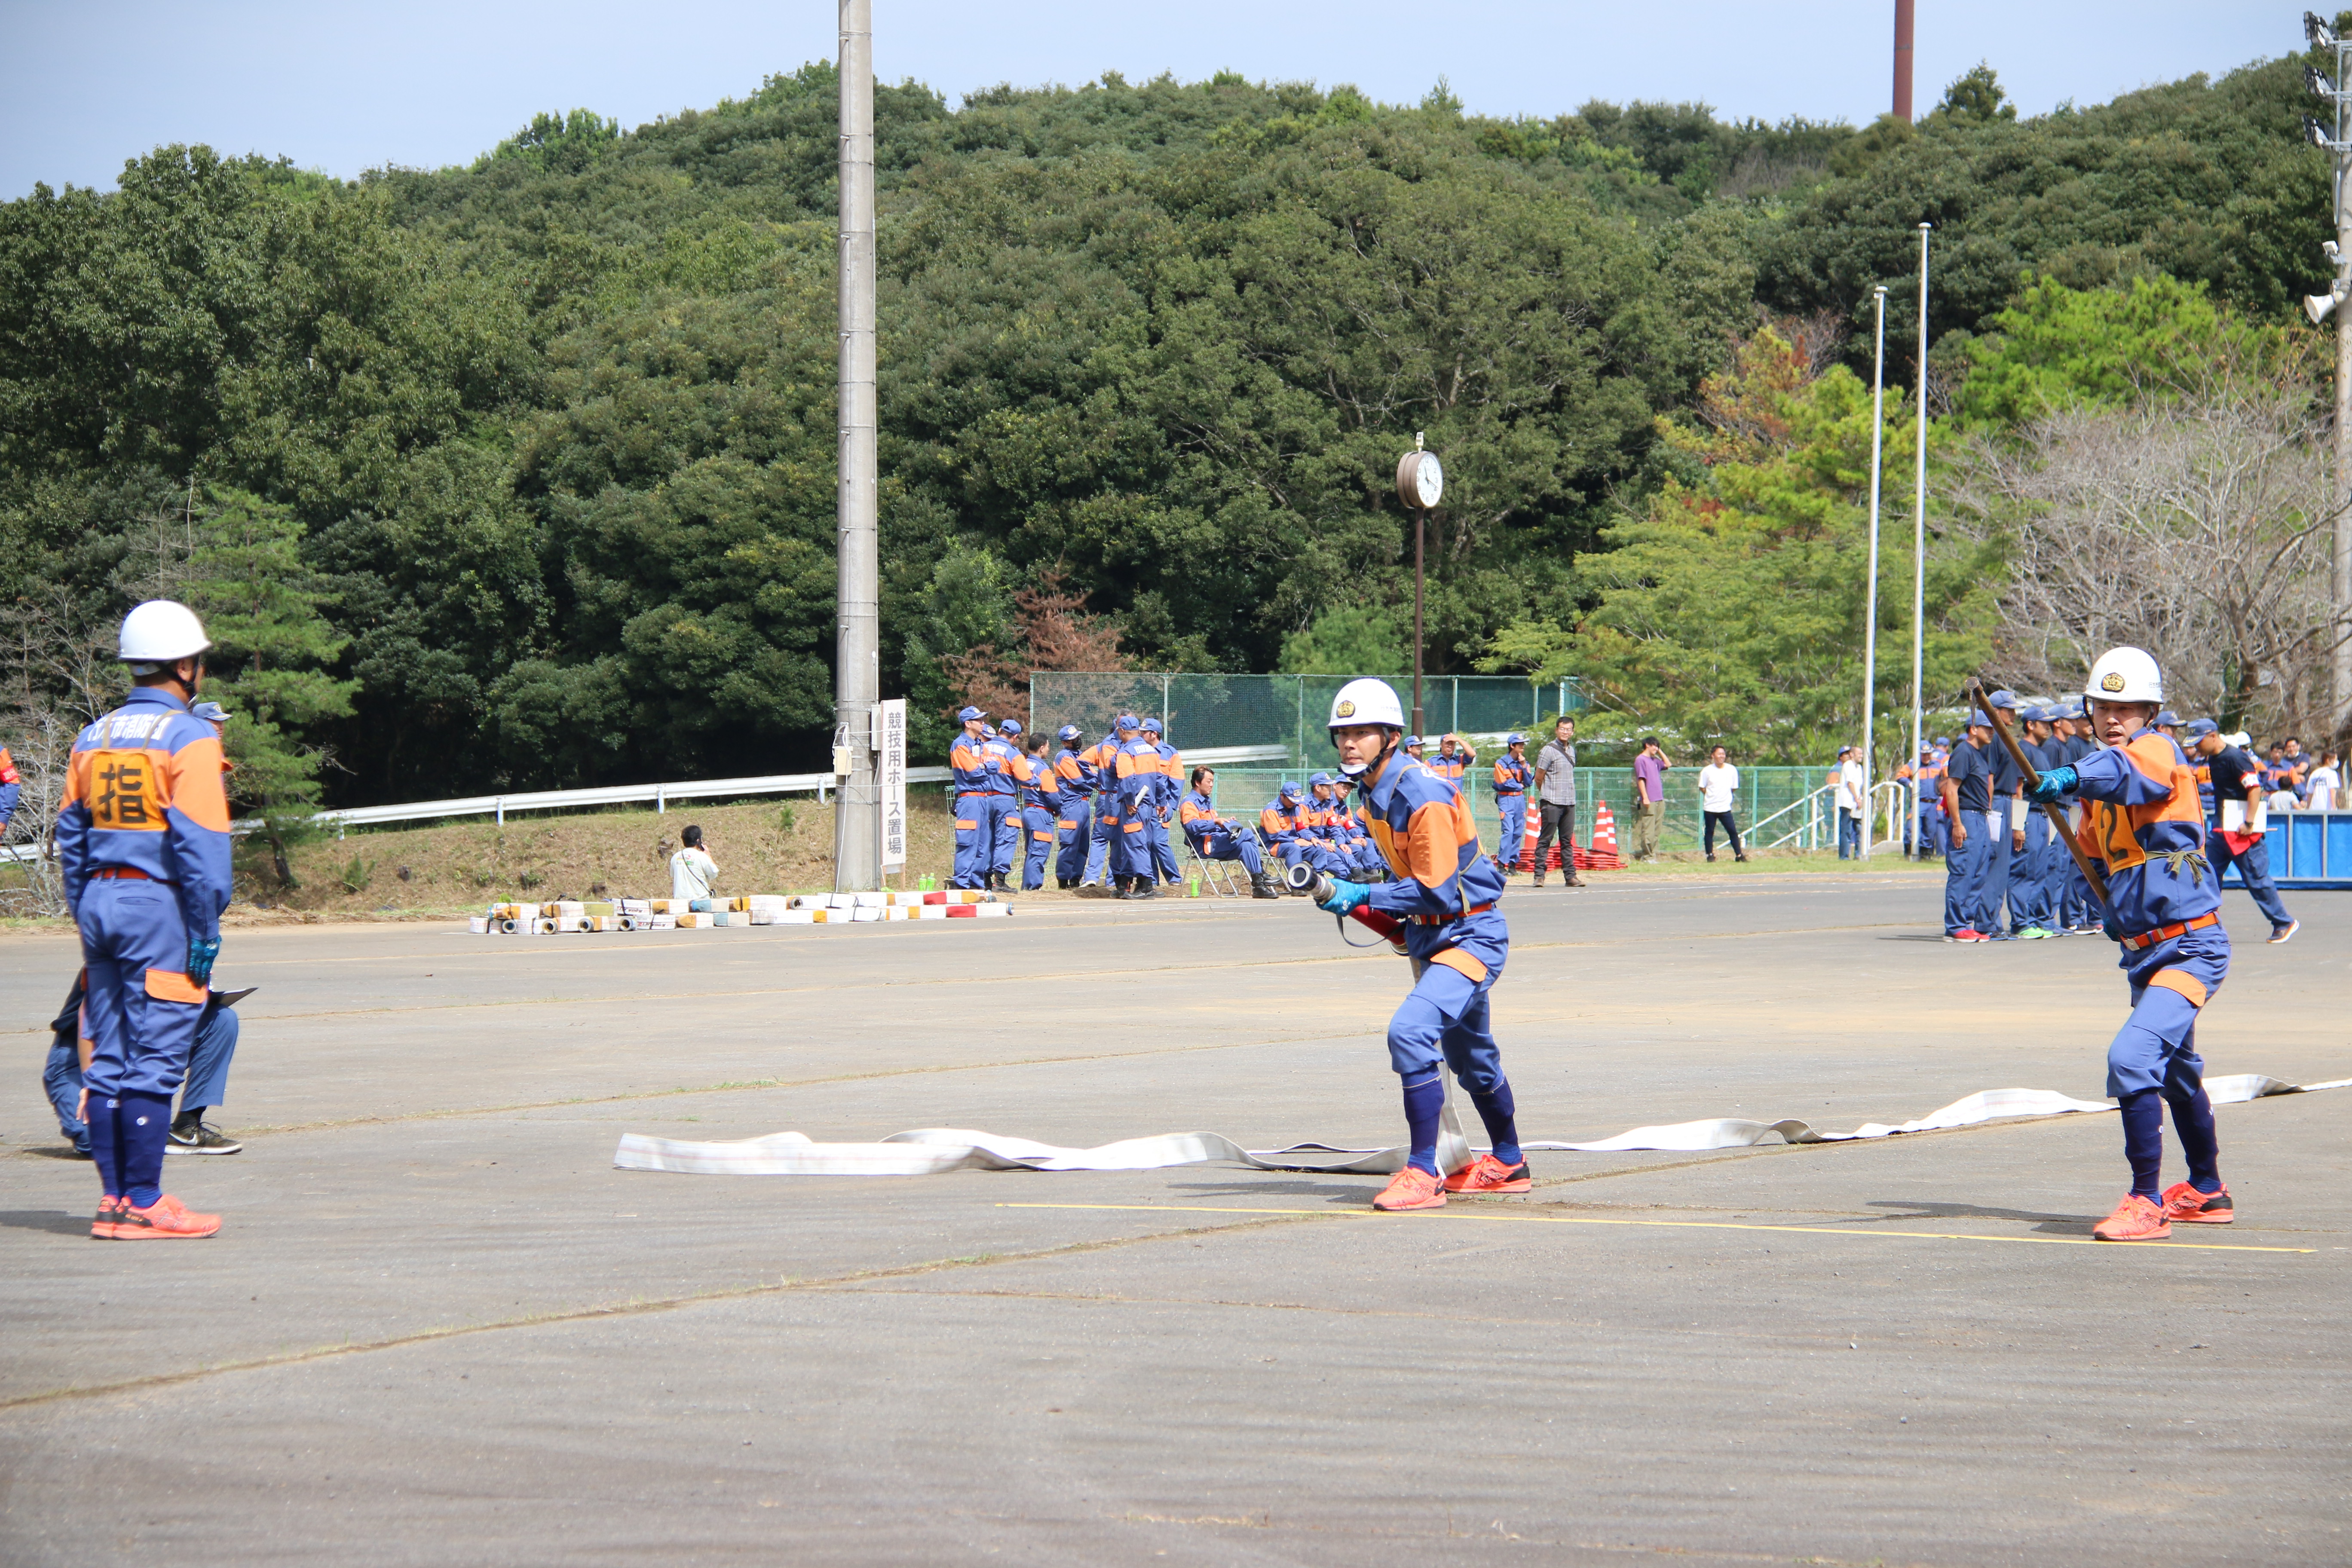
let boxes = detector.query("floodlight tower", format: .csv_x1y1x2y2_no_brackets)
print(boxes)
2304,11,2352,746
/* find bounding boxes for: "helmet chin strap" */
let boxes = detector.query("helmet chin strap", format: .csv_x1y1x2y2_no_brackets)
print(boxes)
1335,731,1400,780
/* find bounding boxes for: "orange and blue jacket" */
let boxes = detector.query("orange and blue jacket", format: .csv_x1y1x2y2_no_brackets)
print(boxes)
949,731,997,796
1491,756,1531,796
1053,746,1096,825
1429,750,1472,784
980,735,1021,796
1013,750,1058,812
56,688,234,943
0,744,18,828
1115,738,1162,816
1179,790,1233,845
1259,798,1309,845
1155,743,1182,809
1360,752,1507,977
2072,728,2219,937
1081,737,1124,820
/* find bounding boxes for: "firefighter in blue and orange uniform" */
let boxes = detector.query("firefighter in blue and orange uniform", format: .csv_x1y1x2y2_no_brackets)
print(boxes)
1179,766,1282,898
1011,731,1059,892
1307,772,1381,879
947,707,998,890
1114,719,1165,899
55,600,235,1240
2053,702,2096,931
1078,720,1127,890
982,720,1025,891
2026,647,2235,1242
1143,718,1182,885
0,738,20,834
1490,734,1531,877
1259,782,1337,885
2184,718,2297,944
1428,733,1474,786
1313,678,1526,1212
1050,725,1095,888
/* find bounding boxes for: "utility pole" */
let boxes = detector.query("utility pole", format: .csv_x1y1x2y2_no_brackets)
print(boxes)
2303,13,2352,750
1892,0,1916,123
1910,224,1931,858
1863,285,1887,857
833,0,880,888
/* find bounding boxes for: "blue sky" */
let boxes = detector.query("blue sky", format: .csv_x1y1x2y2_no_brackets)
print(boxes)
0,1,2295,199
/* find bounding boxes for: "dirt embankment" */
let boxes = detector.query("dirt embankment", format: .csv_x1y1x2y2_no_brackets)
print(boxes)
220,794,963,922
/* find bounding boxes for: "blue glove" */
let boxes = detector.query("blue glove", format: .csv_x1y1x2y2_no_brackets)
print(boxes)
185,934,221,988
2026,766,2077,805
1315,878,1369,916
2101,914,2125,944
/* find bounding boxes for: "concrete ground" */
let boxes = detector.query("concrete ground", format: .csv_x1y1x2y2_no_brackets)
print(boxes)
0,872,2345,1567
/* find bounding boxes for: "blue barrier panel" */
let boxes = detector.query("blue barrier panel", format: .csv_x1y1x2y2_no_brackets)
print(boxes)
2220,811,2352,890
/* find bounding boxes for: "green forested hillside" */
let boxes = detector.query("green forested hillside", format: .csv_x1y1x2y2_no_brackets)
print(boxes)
0,46,2336,801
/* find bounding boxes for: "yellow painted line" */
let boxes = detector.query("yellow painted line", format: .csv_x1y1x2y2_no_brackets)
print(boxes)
999,1203,2316,1254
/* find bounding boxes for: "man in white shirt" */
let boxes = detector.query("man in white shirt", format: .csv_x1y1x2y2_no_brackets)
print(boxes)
1696,745,1746,862
1835,745,1866,858
670,824,719,902
2306,751,2341,812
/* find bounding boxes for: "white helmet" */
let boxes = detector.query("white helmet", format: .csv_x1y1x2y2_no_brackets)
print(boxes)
119,600,211,668
1327,678,1406,732
2084,646,2162,705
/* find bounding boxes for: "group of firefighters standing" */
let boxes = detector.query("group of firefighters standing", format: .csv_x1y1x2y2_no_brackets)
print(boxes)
946,713,1571,901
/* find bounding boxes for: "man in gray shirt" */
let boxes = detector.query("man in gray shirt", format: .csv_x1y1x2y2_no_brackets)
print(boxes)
1528,717,1584,888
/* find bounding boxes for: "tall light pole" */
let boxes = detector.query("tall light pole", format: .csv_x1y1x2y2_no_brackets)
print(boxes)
2301,11,2352,749
1909,223,1932,858
1863,285,1888,856
833,0,880,888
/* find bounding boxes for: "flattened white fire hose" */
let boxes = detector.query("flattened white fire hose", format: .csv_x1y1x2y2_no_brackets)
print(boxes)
614,1073,2349,1178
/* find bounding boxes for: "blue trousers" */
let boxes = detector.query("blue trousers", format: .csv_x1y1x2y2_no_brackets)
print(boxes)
1916,805,1947,858
1148,810,1179,882
47,1004,239,1151
1942,810,1995,934
1193,825,1264,876
1278,837,1348,878
2206,830,2294,931
951,793,992,888
987,793,1019,877
1983,808,2016,932
1054,811,1090,883
1837,809,1860,858
2011,814,2054,930
77,878,206,1099
1020,806,1055,890
1496,797,1526,871
1085,811,1114,883
2107,928,2230,1098
1389,959,1507,1096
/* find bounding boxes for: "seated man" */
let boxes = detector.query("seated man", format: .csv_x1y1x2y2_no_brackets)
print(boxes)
1308,772,1386,879
1260,781,1347,886
46,971,248,1156
1178,767,1281,898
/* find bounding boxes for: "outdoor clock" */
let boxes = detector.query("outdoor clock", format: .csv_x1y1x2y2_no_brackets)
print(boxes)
1395,447,1443,510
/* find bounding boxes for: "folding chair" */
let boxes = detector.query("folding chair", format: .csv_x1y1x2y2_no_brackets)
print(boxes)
1185,829,1248,897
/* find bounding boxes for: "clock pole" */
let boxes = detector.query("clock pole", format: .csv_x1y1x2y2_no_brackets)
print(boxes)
1412,504,1425,736
1396,435,1440,738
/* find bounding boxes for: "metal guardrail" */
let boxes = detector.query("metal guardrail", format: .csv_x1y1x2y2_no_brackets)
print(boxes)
290,744,1293,832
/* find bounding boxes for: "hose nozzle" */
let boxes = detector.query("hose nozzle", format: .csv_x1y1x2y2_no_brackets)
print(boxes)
1285,862,1336,903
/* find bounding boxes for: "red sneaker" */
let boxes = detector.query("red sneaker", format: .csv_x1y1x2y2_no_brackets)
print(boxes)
2092,1193,2170,1242
1945,928,1988,943
1372,1166,1446,1211
89,1195,122,1240
110,1193,221,1240
2160,1181,2234,1224
1444,1154,1532,1194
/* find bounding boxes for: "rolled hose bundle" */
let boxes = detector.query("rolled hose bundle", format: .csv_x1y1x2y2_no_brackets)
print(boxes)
1285,864,1408,954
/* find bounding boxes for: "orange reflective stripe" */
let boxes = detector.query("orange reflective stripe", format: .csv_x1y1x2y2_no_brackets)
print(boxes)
2148,968,2209,1009
955,819,978,830
1430,948,1488,985
143,969,208,1005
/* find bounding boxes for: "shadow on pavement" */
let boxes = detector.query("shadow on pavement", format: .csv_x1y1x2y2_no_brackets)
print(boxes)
0,1209,94,1236
1865,1198,2098,1236
1167,1179,1372,1205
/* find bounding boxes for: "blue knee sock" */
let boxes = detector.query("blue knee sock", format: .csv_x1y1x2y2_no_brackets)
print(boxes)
2165,1086,2221,1193
119,1090,173,1210
1469,1080,1521,1167
88,1091,123,1199
2119,1090,2163,1201
1400,1072,1445,1176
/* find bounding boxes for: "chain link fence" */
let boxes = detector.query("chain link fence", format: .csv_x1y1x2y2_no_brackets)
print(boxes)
1029,673,1585,768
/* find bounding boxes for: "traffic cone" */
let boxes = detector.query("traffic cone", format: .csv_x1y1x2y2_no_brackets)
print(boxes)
1578,800,1626,871
1519,812,1540,873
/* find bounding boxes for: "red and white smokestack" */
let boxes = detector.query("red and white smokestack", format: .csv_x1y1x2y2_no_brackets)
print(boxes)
1893,0,1916,122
